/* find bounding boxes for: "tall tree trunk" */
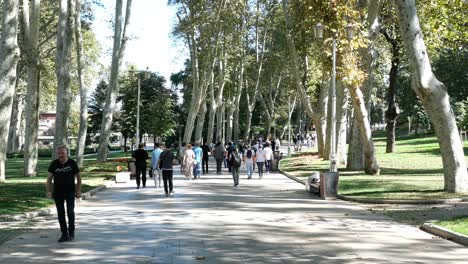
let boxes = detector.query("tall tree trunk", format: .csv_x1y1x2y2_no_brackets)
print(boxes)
225,107,234,143
216,106,223,144
363,0,381,118
244,107,253,142
194,101,207,144
233,107,241,145
206,82,216,145
53,0,76,158
22,0,41,176
385,41,400,153
395,0,467,192
347,0,380,170
75,0,87,167
347,112,365,170
314,78,328,158
0,0,21,183
97,0,133,161
348,83,380,175
336,81,349,165
8,76,24,153
215,54,227,144
280,96,296,140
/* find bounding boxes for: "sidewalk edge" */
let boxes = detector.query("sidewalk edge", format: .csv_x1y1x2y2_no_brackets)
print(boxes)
421,223,468,247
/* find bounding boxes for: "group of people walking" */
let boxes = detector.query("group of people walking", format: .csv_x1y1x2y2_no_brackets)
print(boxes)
133,143,175,197
132,138,278,192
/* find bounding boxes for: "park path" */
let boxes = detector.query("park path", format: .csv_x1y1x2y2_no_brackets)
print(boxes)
0,159,467,263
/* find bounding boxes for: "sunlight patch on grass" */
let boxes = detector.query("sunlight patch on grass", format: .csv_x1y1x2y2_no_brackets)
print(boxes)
279,134,468,200
436,216,468,236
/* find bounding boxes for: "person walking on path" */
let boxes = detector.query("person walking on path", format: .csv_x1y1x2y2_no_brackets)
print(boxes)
193,143,203,179
264,143,273,174
151,143,163,188
46,145,82,242
226,142,233,172
213,142,225,174
201,143,210,174
244,145,255,179
132,143,149,189
183,144,195,180
230,147,242,187
179,142,186,172
159,144,175,197
255,145,266,179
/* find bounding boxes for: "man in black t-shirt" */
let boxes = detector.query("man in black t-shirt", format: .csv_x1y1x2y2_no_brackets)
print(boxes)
132,143,149,189
47,145,82,243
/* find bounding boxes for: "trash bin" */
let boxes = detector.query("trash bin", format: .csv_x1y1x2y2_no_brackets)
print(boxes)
127,160,136,178
320,172,339,198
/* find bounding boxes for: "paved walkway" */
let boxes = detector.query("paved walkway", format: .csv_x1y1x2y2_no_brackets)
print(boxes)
1,160,467,263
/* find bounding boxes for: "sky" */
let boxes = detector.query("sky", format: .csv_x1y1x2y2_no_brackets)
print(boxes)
91,0,187,84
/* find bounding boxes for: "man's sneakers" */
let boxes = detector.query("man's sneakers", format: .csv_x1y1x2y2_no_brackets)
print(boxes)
58,235,69,243
58,232,75,242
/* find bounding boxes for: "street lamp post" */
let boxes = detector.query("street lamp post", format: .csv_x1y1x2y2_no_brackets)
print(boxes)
315,22,354,173
129,67,150,146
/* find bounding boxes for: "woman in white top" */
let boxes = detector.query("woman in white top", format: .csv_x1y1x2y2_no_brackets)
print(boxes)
263,144,273,173
183,144,195,180
255,146,266,179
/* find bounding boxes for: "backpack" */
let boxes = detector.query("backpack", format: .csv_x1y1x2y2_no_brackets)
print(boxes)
231,153,242,168
246,149,253,159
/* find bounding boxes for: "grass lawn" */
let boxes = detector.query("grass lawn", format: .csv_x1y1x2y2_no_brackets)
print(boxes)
0,151,134,216
436,216,468,236
280,132,468,200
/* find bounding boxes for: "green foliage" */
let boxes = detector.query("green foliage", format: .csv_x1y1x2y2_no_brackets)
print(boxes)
117,70,177,142
453,99,468,131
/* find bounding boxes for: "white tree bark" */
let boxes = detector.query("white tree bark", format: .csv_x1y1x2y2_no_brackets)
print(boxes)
347,82,379,175
336,81,349,165
75,0,87,167
347,0,380,169
280,96,296,140
97,0,133,161
347,112,365,170
395,0,467,192
22,0,41,176
232,55,244,145
206,74,216,145
0,0,21,183
181,2,224,144
215,54,227,143
8,76,24,153
194,101,207,144
53,0,76,158
314,77,328,158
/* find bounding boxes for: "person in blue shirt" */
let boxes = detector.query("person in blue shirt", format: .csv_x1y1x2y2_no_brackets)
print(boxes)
193,143,203,179
151,143,163,188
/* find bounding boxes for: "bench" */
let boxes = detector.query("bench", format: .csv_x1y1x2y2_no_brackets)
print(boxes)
305,171,339,199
